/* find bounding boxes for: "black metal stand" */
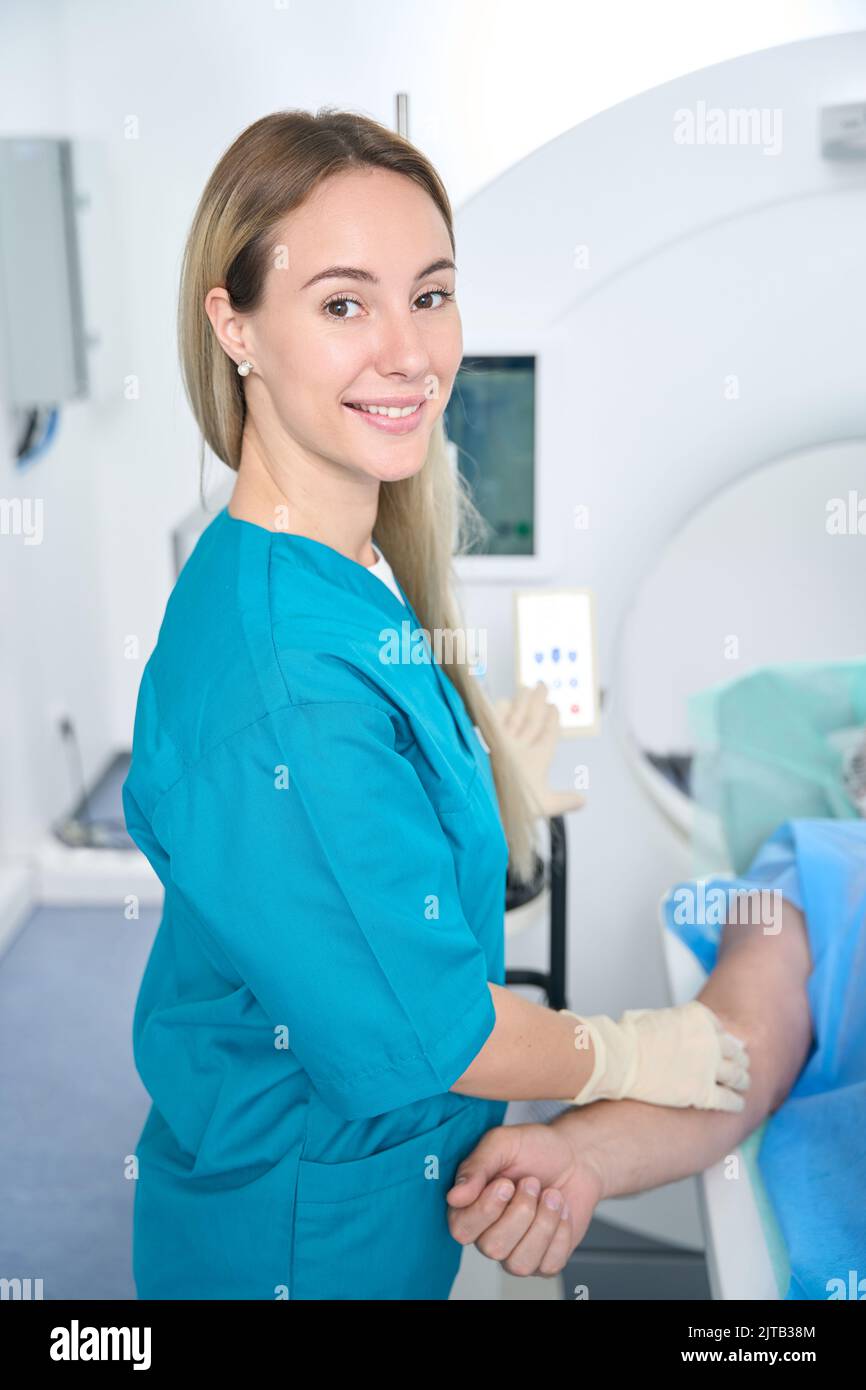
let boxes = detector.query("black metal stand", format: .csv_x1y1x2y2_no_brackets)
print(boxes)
505,814,568,1010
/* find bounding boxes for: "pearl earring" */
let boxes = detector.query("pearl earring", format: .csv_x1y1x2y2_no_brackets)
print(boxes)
237,360,253,377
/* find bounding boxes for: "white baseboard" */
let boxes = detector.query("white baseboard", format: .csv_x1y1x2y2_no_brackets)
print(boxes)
32,836,164,908
0,860,36,957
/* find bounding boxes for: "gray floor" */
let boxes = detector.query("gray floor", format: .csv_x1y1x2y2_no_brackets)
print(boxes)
0,900,158,1300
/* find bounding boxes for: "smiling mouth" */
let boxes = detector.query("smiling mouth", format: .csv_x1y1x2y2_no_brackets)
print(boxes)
342,398,429,435
344,401,424,418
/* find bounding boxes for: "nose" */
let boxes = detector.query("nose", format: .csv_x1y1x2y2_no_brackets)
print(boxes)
371,305,432,383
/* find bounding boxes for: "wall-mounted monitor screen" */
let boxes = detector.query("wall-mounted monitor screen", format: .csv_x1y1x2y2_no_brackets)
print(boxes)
443,355,535,557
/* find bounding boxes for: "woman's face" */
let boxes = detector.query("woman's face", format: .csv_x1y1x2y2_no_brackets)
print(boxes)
238,167,463,484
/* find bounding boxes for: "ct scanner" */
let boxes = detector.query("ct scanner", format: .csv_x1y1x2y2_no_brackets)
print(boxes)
450,30,866,1295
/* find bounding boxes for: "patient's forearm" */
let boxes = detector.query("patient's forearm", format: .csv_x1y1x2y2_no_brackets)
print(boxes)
558,898,814,1201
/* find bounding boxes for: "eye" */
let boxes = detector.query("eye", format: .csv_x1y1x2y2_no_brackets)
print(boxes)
414,288,454,310
320,287,455,320
323,295,363,320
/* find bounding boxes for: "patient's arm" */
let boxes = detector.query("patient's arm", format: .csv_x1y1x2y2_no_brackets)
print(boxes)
447,897,814,1268
575,894,813,1201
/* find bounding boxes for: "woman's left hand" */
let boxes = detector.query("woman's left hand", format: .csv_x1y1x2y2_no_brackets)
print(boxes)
493,681,586,817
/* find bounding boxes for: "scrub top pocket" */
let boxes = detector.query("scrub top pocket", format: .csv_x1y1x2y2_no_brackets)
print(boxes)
289,1099,505,1300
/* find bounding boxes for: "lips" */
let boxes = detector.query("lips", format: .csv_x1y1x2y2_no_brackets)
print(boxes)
344,393,427,404
344,401,423,414
345,403,419,413
343,398,428,433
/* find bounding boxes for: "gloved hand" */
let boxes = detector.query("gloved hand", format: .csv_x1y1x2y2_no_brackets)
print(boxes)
493,681,586,818
559,1000,751,1113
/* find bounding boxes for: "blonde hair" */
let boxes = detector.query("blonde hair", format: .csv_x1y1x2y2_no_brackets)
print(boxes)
177,107,539,882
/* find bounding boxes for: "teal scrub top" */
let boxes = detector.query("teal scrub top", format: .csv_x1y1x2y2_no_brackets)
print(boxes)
122,505,509,1300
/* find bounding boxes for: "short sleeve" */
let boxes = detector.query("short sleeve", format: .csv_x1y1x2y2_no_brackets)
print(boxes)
165,701,496,1119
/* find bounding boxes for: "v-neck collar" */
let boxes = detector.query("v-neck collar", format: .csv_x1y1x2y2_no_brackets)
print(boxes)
221,505,411,618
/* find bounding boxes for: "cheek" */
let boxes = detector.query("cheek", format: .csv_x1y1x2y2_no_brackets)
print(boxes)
284,332,371,403
263,305,359,382
427,314,463,381
319,332,368,379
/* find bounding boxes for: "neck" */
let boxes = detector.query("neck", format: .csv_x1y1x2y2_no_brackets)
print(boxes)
228,417,380,567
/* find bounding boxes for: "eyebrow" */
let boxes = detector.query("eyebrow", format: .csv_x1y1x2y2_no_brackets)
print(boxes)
300,257,456,290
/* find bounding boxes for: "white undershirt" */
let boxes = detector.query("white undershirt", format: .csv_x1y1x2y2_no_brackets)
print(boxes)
366,541,405,606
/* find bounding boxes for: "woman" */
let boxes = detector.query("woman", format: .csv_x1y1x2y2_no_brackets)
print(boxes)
123,108,750,1301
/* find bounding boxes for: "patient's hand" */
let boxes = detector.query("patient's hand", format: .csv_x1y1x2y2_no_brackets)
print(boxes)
446,1119,602,1277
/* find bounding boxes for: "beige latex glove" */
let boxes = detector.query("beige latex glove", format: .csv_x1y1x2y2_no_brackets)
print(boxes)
493,681,586,818
559,1000,751,1113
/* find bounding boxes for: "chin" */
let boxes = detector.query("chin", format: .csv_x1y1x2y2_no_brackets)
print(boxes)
365,450,428,484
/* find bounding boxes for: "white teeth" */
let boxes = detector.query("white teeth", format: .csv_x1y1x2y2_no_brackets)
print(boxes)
351,402,421,418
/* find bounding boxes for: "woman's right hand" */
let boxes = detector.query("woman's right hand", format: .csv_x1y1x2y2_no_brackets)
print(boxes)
493,682,587,818
562,1000,751,1112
